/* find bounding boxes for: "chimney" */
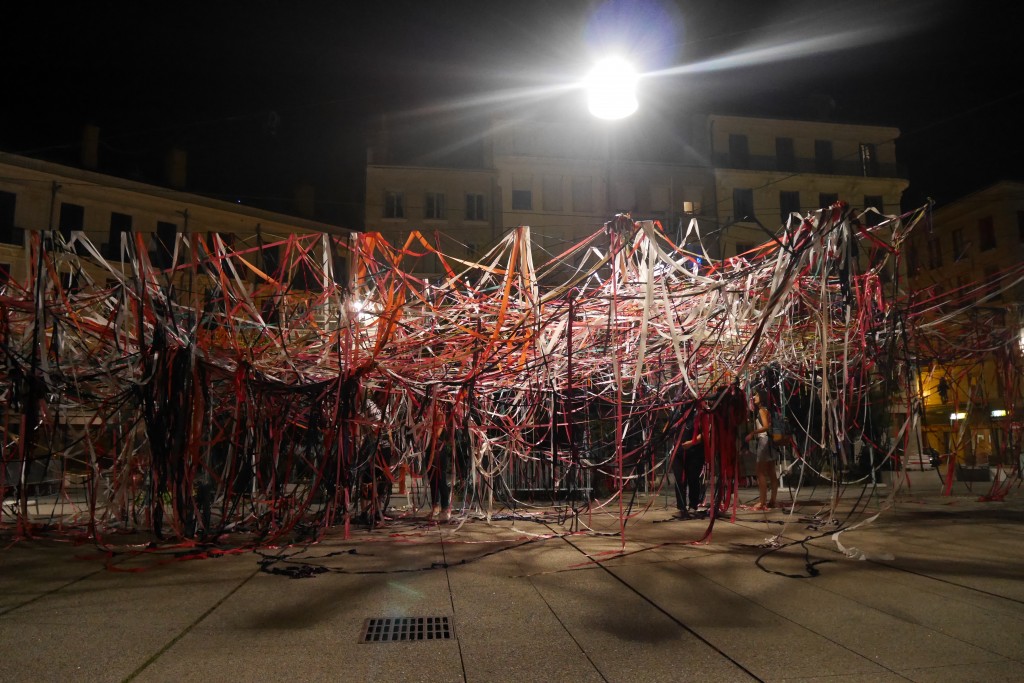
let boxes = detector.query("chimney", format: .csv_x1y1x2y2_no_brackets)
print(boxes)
294,184,316,218
164,148,187,189
81,124,100,169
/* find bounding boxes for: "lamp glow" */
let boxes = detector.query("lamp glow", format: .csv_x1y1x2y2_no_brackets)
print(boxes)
950,412,966,421
991,409,1008,418
585,57,639,120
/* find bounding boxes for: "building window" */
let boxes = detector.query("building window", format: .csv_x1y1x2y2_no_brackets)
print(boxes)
466,243,478,258
261,244,280,280
649,186,669,214
0,190,17,245
332,253,348,287
208,231,235,252
61,269,82,295
927,237,942,269
864,195,884,226
779,191,800,224
106,212,133,258
984,264,1002,300
775,137,795,172
735,242,753,258
542,175,563,211
465,193,485,221
978,216,996,251
906,241,919,274
819,193,839,209
814,140,834,174
384,190,404,219
732,188,754,222
512,189,532,211
729,134,750,169
292,259,323,292
154,221,177,268
425,191,445,220
869,246,890,283
59,202,85,241
955,274,972,301
932,283,946,311
859,143,878,177
612,182,635,213
951,228,966,261
572,177,593,213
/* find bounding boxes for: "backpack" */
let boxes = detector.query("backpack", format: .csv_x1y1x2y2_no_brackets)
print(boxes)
770,409,788,443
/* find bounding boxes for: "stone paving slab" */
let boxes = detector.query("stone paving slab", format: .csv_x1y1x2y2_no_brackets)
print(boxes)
1,482,1022,683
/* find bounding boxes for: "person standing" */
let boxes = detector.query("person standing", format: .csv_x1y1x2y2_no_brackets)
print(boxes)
426,417,453,523
745,391,778,510
672,406,705,518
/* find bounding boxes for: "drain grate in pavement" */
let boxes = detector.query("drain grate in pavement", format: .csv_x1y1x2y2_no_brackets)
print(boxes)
361,616,452,643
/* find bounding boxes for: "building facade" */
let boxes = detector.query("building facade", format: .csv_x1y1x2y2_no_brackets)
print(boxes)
908,181,1024,468
704,115,906,258
363,114,908,276
0,152,350,287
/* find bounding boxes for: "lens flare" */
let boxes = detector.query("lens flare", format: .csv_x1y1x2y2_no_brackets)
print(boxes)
584,57,639,120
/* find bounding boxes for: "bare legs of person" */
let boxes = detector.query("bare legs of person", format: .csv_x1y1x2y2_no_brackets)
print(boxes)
754,459,778,510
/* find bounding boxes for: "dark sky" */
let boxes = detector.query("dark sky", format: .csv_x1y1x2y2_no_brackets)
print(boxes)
3,0,1021,224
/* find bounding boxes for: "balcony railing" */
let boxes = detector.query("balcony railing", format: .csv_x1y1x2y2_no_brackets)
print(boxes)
713,153,905,178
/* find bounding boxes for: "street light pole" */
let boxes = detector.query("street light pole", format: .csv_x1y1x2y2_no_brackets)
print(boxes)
583,57,639,219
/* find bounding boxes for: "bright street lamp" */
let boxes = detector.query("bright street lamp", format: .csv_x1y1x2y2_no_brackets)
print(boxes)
584,57,639,120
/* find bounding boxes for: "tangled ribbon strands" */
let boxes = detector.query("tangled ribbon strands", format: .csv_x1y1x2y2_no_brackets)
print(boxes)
0,203,1018,552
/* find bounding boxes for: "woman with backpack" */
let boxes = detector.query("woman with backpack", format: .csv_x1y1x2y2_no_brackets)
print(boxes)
745,391,778,511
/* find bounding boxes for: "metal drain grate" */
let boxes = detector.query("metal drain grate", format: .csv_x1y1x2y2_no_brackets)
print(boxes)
361,616,452,643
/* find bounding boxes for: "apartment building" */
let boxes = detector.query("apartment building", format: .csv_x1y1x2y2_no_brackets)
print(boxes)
705,115,906,258
364,114,908,276
908,181,1024,468
0,151,350,288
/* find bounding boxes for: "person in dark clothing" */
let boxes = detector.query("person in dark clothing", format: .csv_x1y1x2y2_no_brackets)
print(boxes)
671,408,705,518
426,419,453,522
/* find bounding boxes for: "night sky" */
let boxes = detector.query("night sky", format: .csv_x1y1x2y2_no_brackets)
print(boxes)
3,0,1020,225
